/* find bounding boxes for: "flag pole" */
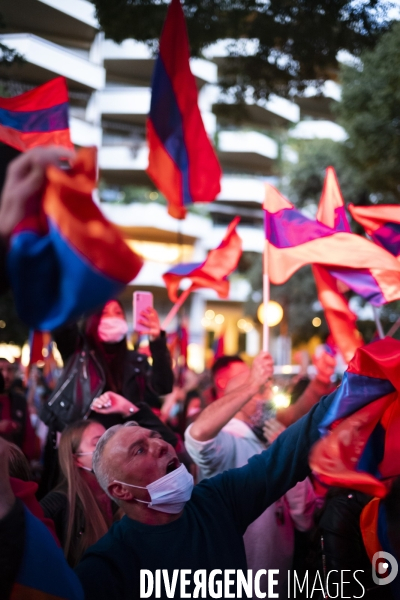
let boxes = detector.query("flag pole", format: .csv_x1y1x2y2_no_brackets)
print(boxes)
372,306,385,339
162,285,194,330
387,314,400,338
263,238,270,351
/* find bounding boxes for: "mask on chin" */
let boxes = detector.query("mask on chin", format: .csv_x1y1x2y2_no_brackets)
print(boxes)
114,463,194,514
98,317,128,343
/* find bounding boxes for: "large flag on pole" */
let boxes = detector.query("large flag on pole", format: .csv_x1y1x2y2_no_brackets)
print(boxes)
0,78,72,152
163,217,242,302
8,147,143,330
349,204,400,258
263,184,400,306
146,0,222,220
313,167,363,362
310,338,400,499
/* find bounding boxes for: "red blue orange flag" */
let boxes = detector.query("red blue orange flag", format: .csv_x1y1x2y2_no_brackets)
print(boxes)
313,167,363,362
7,147,143,330
349,204,400,259
146,0,222,220
163,217,242,302
263,184,400,306
0,77,72,152
309,338,400,498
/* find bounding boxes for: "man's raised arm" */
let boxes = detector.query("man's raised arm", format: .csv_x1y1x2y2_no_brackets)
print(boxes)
189,352,273,442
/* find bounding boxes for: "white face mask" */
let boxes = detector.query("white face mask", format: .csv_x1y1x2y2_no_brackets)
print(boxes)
98,317,128,343
114,463,194,514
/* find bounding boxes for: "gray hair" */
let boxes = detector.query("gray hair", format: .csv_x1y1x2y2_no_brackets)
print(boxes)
93,421,139,501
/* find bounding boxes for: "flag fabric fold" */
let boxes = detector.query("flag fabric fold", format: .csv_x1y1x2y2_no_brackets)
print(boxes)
349,204,400,258
163,217,242,302
313,167,363,362
146,0,222,220
7,147,143,330
0,77,73,152
264,184,400,306
309,338,400,498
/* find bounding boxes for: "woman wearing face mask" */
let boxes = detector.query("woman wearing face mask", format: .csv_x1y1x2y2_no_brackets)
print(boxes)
40,420,118,567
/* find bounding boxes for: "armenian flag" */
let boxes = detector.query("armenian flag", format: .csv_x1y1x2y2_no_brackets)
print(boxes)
312,167,363,362
163,217,242,302
7,147,142,330
0,78,72,152
146,0,222,220
263,184,400,306
349,204,400,258
310,338,400,498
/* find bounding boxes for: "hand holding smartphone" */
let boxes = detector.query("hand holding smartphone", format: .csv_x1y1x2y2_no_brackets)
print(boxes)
133,291,154,334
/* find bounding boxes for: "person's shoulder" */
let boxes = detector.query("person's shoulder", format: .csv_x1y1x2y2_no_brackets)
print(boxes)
40,489,68,515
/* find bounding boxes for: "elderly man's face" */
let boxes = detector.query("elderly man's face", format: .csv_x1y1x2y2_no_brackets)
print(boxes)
104,426,179,502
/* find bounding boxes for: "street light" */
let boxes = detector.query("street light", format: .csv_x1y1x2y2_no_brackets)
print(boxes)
257,301,284,327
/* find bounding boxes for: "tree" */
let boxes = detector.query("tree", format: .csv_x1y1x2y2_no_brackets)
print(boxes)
90,0,393,100
337,22,400,203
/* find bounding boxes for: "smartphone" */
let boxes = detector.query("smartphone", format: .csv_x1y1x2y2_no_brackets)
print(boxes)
133,291,154,333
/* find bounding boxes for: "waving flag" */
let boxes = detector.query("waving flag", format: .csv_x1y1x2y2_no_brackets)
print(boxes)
8,147,142,330
264,184,400,306
349,204,400,259
313,167,363,362
163,217,242,302
146,0,222,220
0,78,72,152
309,338,400,498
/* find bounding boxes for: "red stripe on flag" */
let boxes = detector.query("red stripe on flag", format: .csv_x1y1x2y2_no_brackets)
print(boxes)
0,78,69,112
0,126,72,152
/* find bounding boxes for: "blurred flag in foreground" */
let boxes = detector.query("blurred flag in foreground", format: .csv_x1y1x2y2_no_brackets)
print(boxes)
263,184,400,306
0,77,72,152
8,147,142,330
310,338,400,498
163,217,242,302
313,167,363,362
349,204,400,259
29,331,51,366
146,0,221,220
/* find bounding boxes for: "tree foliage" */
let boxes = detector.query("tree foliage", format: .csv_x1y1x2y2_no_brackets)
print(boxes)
90,0,393,99
337,21,400,203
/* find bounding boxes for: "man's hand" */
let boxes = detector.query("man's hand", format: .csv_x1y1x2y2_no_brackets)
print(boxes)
247,351,274,394
138,307,161,341
0,437,15,520
313,351,336,385
263,418,286,445
0,146,75,244
91,392,138,418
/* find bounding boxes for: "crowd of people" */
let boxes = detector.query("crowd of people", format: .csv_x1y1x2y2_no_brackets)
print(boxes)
0,147,399,599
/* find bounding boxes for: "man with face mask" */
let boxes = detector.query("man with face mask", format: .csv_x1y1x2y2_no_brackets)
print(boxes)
69,351,337,600
184,353,316,599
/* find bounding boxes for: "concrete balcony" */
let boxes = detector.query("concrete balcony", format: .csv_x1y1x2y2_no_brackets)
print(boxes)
70,117,102,147
96,86,217,136
1,0,98,49
99,145,150,186
289,120,347,142
217,130,278,174
294,81,341,121
0,34,105,90
102,39,218,89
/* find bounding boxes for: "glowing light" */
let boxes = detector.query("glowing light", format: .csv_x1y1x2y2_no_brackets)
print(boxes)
21,344,30,367
312,317,322,327
272,392,291,409
215,314,225,325
281,365,293,374
187,343,204,373
257,301,284,327
149,191,159,200
272,385,279,393
0,320,5,328
237,318,254,333
0,344,21,363
125,240,193,264
205,310,215,320
42,348,49,358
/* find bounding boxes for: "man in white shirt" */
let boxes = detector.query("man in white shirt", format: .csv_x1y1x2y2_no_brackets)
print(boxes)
185,352,316,598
